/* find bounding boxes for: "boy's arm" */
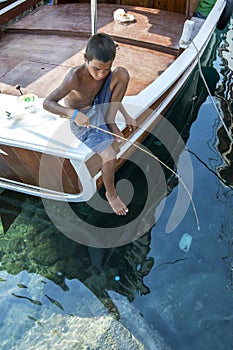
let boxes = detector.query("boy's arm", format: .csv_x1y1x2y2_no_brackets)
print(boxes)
106,67,136,139
43,70,90,127
43,69,76,118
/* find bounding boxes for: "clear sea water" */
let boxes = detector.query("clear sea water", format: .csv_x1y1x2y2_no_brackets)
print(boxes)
0,20,232,350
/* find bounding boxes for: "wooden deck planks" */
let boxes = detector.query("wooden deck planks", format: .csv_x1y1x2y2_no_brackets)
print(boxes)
0,3,186,97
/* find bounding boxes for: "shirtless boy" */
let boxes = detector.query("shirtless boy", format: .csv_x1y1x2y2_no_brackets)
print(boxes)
43,33,136,215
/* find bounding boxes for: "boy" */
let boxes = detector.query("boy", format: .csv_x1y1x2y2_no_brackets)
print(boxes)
43,33,136,215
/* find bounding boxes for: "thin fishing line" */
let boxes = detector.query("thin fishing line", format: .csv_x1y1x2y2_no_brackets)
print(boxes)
90,124,200,231
187,148,233,189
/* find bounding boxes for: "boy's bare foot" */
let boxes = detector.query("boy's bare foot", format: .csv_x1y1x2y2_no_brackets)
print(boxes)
106,192,129,215
113,130,125,144
108,124,125,143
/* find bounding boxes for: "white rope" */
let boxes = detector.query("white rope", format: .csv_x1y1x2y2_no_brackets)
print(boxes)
191,39,233,143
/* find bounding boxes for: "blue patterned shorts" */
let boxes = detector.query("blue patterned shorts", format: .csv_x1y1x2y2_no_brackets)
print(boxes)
70,104,114,153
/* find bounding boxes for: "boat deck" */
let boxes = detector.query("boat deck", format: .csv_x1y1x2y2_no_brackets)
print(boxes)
0,2,188,97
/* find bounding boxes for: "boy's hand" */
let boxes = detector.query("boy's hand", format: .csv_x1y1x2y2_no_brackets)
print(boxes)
74,111,90,128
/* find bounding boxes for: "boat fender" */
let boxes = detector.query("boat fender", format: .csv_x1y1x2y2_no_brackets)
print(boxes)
179,20,195,46
217,0,233,30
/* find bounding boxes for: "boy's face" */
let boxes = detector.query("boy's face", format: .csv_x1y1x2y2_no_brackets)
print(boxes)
85,57,113,81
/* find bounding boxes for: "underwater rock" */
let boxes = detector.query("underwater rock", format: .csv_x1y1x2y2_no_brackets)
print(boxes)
0,272,171,350
108,292,172,350
11,312,144,350
10,303,171,350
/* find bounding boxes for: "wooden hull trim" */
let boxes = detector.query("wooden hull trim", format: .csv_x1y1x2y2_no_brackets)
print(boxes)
0,176,77,201
0,159,97,202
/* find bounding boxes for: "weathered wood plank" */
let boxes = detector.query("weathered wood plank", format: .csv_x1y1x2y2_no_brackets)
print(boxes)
0,145,81,194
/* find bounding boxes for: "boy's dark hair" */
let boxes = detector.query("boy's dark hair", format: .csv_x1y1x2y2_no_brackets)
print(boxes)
85,33,116,62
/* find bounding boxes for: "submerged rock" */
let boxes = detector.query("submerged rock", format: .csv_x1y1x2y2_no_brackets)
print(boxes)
0,272,171,350
10,307,171,350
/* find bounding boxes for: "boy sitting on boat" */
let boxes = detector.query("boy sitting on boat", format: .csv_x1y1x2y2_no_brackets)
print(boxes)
43,32,136,215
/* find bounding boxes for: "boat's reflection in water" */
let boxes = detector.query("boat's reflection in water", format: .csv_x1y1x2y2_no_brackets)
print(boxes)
215,41,233,186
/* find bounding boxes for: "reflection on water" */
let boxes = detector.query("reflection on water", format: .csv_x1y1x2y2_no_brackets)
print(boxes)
215,21,233,186
0,25,233,350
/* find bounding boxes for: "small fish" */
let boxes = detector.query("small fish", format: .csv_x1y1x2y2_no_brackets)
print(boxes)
17,284,28,289
27,315,42,327
52,329,61,338
45,294,64,311
11,293,42,306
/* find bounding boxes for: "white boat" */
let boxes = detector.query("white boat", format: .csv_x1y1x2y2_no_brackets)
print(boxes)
0,0,232,202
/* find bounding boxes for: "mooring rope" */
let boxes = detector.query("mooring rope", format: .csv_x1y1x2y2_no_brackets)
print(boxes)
90,123,200,231
191,38,233,143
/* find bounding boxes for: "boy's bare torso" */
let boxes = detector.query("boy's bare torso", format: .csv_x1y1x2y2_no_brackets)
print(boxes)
64,64,110,110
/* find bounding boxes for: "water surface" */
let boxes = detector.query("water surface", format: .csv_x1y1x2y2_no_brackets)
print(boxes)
0,20,233,350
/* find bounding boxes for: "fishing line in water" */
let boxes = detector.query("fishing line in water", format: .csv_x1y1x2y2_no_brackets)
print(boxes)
191,39,233,143
90,124,200,231
187,149,233,189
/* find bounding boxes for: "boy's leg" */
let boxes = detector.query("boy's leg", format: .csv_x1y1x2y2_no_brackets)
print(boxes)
99,146,129,216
